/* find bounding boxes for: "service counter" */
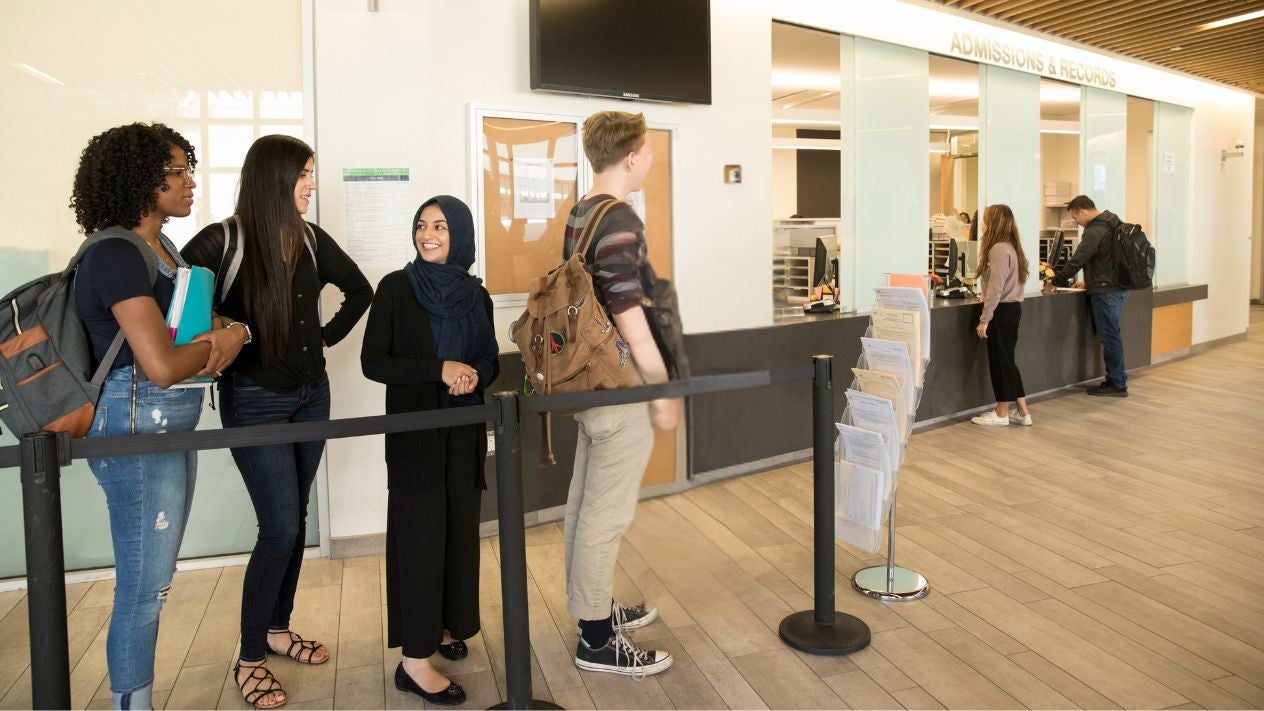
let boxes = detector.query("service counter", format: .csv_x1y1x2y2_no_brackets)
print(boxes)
483,284,1204,522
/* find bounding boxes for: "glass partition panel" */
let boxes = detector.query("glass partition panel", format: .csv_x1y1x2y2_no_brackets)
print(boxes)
1039,79,1081,272
0,1,309,578
771,21,843,316
1153,102,1192,286
980,65,1041,292
1081,87,1128,219
928,55,978,288
843,37,929,312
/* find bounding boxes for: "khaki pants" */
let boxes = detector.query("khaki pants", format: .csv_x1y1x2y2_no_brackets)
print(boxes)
563,402,653,620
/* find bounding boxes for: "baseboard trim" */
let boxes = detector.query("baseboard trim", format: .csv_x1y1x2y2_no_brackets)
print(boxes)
0,548,323,592
1190,331,1248,353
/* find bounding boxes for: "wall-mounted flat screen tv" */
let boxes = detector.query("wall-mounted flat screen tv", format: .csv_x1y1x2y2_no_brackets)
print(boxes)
529,0,711,105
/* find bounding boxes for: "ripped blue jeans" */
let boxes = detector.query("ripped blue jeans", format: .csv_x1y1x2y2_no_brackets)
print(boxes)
88,366,203,701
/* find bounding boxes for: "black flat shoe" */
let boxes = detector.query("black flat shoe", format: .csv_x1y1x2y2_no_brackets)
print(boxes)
438,640,468,660
394,662,466,706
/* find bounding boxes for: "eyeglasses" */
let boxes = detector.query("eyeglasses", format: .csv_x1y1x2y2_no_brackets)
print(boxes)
162,165,196,181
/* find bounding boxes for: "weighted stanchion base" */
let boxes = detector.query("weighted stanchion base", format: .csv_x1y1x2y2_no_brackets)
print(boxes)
778,610,871,655
489,701,564,710
852,566,928,601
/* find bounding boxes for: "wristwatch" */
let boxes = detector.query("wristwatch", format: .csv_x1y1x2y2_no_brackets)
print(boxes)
226,321,253,345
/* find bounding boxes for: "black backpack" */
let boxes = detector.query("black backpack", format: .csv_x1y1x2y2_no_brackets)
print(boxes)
0,229,158,437
1111,222,1155,290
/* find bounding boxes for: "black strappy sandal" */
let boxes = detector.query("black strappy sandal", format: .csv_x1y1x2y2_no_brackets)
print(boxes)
233,661,287,709
269,629,330,665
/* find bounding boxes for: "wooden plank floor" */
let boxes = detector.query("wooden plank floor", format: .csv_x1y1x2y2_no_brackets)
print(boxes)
3,306,1263,710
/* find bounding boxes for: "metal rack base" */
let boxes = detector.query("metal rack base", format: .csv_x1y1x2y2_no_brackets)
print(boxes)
851,565,928,601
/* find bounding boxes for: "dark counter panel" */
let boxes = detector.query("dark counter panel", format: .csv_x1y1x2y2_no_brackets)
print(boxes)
682,316,870,474
1152,284,1208,308
686,290,1152,475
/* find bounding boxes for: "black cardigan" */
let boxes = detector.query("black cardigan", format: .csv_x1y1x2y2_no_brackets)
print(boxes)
360,270,499,476
182,220,373,391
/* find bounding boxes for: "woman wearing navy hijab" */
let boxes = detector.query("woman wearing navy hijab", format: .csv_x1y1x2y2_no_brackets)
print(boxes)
361,195,499,705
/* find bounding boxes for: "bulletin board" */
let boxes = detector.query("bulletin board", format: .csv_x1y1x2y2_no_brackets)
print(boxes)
477,112,581,298
471,107,675,302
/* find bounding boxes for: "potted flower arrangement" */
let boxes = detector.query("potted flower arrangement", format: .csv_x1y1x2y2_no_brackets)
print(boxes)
1038,262,1057,283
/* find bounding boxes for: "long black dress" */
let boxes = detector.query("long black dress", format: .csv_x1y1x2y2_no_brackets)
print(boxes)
360,270,499,659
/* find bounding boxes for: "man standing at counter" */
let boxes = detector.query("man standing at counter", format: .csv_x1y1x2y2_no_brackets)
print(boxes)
1042,195,1130,397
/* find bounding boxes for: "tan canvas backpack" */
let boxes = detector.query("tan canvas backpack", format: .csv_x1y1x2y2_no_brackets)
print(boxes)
510,199,640,463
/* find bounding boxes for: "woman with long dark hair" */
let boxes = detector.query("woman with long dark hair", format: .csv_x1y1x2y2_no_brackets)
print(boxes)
71,122,244,710
360,195,498,705
182,134,372,708
972,203,1033,427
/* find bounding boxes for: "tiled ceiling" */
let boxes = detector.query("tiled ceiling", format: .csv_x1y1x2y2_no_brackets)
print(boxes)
921,0,1264,94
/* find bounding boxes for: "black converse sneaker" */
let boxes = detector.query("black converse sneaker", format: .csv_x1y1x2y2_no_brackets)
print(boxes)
574,630,672,678
613,601,658,631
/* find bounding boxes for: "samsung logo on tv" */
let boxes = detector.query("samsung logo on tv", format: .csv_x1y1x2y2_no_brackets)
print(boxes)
622,92,640,99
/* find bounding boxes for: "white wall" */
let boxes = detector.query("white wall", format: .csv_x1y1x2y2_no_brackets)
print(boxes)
309,0,1258,543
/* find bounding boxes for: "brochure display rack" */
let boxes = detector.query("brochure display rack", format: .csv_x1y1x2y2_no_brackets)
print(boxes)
837,276,929,601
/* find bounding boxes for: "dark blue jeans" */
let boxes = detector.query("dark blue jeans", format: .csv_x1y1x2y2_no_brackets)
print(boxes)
1089,290,1130,388
220,372,330,661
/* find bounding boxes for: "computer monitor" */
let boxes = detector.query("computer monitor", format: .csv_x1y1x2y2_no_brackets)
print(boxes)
813,237,828,287
945,237,959,286
1050,231,1067,271
958,239,979,278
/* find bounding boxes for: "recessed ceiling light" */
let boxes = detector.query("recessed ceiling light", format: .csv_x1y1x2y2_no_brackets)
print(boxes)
1197,8,1264,30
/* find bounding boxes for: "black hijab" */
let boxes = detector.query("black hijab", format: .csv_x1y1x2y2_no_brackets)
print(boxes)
403,195,491,363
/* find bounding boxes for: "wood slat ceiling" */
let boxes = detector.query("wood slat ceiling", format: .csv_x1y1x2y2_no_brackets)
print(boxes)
923,0,1264,94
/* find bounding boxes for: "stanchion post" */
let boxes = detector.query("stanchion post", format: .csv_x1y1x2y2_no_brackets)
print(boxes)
778,356,871,656
811,355,836,626
489,393,561,711
20,431,71,710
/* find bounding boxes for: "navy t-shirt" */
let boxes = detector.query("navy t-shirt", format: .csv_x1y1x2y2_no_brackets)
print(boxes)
73,239,175,370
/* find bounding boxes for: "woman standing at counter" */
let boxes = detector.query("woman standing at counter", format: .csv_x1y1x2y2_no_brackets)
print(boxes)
972,204,1032,427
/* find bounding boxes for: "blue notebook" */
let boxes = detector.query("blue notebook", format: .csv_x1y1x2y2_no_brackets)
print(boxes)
166,266,215,345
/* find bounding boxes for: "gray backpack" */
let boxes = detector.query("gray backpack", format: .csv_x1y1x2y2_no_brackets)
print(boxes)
0,228,157,438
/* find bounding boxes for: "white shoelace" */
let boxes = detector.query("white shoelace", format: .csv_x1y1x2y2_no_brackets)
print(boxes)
610,602,653,681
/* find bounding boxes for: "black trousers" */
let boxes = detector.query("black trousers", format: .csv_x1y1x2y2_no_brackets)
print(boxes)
985,302,1026,402
385,423,483,659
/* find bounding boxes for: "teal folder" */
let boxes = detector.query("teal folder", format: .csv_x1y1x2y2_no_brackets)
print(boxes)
168,266,215,345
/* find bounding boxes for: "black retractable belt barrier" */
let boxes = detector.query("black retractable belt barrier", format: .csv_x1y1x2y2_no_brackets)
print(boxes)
777,355,872,655
0,364,827,708
489,392,562,711
20,431,72,710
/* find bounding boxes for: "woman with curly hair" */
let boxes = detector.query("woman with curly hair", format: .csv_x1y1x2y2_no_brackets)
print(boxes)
183,135,371,709
71,122,246,710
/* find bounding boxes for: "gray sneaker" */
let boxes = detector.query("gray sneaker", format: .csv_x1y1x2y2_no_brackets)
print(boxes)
574,631,672,678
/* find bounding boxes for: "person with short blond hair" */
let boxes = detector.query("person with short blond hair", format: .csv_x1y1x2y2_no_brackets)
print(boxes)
563,110,681,678
582,111,648,172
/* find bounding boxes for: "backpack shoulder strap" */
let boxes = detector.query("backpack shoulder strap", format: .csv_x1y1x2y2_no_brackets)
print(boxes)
68,227,159,286
303,222,318,263
216,217,243,308
68,228,160,385
574,199,620,262
90,331,127,387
